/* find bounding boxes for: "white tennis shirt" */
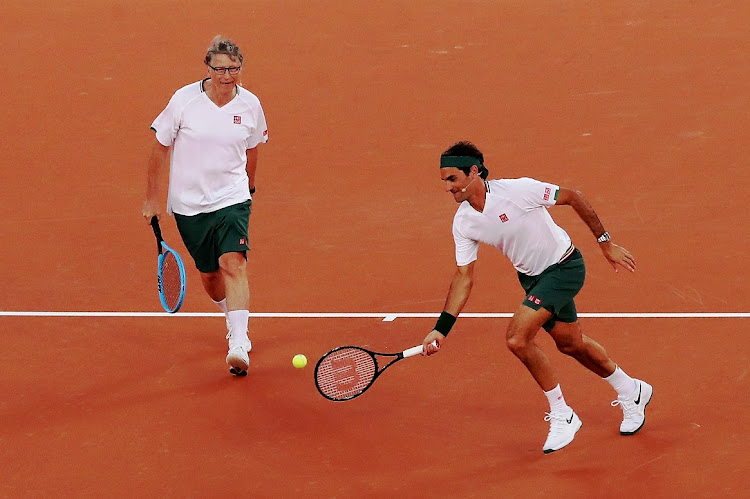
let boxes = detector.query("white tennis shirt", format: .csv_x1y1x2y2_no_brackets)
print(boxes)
151,80,268,216
452,178,572,276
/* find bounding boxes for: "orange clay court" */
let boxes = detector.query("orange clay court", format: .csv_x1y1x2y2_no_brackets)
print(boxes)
0,1,748,496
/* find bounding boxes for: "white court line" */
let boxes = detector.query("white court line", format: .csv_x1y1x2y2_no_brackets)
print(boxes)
0,311,747,320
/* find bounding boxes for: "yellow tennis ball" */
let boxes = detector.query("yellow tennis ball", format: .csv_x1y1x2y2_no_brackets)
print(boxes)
292,354,308,369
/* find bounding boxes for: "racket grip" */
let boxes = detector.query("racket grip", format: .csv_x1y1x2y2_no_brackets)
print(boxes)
150,216,161,236
150,216,164,253
403,341,438,358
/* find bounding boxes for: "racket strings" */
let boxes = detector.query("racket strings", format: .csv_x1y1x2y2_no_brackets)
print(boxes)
160,253,183,310
316,348,376,400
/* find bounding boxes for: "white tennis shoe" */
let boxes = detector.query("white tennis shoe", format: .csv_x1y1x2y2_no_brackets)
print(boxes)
226,332,252,353
226,345,249,375
543,408,582,454
612,379,653,435
226,331,251,376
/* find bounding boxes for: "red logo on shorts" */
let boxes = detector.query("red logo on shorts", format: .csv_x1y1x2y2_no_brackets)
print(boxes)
234,116,242,124
239,238,247,245
499,213,509,223
528,295,542,305
543,187,551,201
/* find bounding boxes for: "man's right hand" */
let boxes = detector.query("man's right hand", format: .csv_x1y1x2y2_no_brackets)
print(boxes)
422,330,445,356
142,199,161,223
600,241,636,273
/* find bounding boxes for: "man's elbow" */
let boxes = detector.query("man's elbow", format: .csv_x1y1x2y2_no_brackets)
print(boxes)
455,267,474,287
558,187,586,207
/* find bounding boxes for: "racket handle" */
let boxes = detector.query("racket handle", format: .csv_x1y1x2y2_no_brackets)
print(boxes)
403,341,438,358
150,216,163,253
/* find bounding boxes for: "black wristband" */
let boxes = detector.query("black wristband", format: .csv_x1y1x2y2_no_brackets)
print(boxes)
434,311,456,336
249,186,256,194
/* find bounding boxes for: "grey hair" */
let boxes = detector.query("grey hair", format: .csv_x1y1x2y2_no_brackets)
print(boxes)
204,35,244,65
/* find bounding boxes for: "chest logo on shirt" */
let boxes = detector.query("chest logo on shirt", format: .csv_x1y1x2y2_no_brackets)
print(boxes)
233,116,242,124
543,187,551,201
499,213,509,223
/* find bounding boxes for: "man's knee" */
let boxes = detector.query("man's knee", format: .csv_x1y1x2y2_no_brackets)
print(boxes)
551,322,584,356
505,334,528,356
505,322,534,356
219,252,247,275
555,338,582,356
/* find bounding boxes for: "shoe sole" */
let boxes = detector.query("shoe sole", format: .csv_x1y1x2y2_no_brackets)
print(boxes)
229,367,248,376
543,417,583,454
620,385,653,436
226,351,249,373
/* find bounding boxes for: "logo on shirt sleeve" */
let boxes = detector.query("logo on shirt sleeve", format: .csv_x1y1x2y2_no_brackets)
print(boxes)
543,187,551,201
233,116,242,124
499,213,509,223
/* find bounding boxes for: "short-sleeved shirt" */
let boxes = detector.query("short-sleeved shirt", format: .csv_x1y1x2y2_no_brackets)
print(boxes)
452,178,572,276
151,80,268,216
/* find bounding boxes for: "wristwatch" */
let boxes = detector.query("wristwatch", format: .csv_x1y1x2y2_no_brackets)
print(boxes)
597,232,611,243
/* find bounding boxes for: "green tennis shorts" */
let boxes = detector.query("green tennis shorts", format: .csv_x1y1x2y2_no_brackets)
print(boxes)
174,200,252,273
517,248,586,332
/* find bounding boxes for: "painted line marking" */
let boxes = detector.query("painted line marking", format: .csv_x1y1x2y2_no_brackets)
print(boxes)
0,311,747,320
573,90,619,96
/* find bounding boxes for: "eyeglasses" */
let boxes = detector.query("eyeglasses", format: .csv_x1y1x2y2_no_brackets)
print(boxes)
207,64,241,75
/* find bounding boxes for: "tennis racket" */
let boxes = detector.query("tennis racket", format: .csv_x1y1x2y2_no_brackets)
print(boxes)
314,342,435,401
150,216,187,313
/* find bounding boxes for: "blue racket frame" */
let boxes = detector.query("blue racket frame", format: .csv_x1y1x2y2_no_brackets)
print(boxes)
150,216,187,313
157,241,187,313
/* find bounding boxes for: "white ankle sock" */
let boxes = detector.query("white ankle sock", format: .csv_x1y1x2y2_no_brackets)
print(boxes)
227,309,249,344
213,298,229,315
213,298,230,329
544,384,569,413
604,366,637,397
